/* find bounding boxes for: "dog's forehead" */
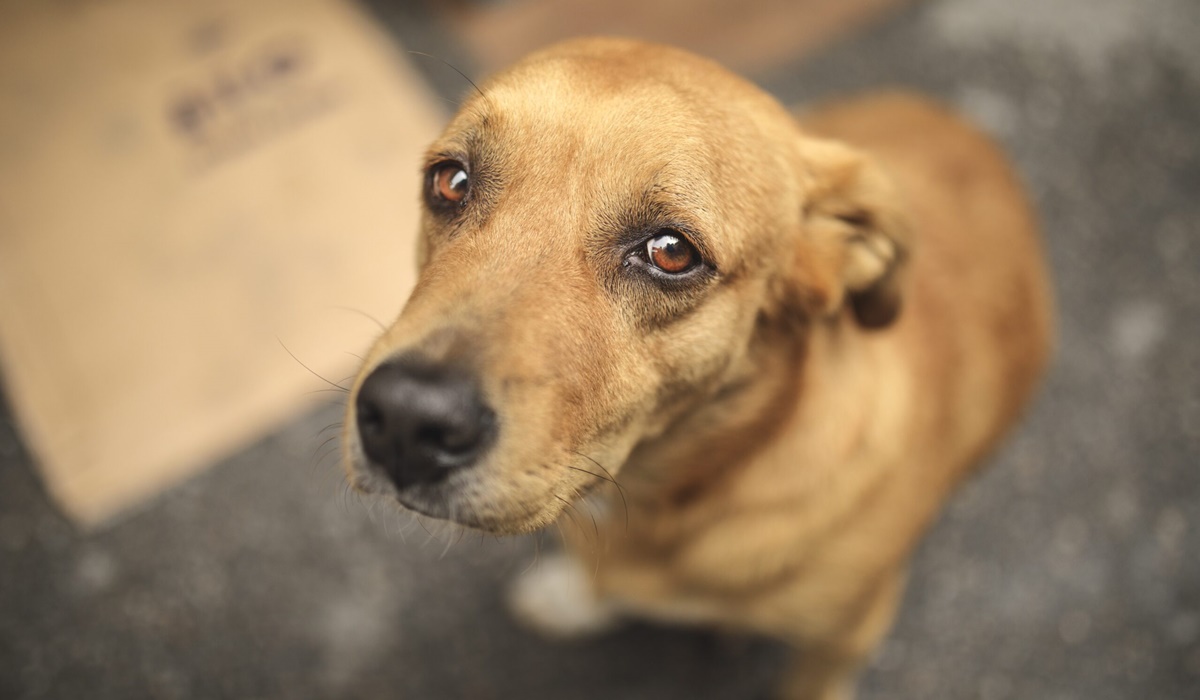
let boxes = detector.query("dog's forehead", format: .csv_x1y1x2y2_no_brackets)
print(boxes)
434,58,771,219
466,64,717,166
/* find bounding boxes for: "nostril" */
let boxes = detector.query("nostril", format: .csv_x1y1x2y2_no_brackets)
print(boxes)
416,409,494,460
417,424,463,454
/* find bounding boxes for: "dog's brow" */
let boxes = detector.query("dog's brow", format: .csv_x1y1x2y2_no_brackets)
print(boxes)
641,174,719,257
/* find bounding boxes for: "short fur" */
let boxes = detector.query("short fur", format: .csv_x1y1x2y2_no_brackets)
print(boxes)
342,38,1053,699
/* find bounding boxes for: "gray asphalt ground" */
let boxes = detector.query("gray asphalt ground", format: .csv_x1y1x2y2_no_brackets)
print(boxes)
3,0,1199,698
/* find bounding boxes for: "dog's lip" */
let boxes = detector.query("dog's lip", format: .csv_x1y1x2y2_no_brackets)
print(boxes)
389,491,551,534
391,488,450,520
351,462,483,525
357,474,460,522
348,453,585,533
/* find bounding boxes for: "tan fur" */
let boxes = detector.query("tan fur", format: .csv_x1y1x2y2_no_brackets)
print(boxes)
342,38,1053,699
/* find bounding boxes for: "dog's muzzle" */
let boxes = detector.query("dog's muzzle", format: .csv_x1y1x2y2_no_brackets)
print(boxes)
354,356,497,490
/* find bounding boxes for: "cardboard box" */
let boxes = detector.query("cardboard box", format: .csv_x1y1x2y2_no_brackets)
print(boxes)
0,0,443,526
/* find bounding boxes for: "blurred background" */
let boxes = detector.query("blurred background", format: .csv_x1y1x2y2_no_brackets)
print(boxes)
1,0,1198,698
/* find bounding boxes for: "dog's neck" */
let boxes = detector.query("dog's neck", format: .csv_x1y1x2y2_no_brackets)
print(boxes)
603,314,900,559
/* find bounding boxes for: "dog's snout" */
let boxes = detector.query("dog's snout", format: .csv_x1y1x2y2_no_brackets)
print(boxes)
355,359,496,489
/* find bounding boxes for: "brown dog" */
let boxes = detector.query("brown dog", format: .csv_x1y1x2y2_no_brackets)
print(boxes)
342,38,1053,699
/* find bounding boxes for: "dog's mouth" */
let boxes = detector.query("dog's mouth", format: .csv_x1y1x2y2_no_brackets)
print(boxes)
353,469,583,535
349,470,450,520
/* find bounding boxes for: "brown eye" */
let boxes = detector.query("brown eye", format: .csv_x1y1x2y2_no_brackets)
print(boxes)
430,162,469,205
646,231,700,274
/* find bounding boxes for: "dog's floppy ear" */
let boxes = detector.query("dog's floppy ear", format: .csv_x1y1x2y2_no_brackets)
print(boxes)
786,137,911,329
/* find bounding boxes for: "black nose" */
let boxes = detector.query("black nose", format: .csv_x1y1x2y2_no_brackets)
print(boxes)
354,358,497,489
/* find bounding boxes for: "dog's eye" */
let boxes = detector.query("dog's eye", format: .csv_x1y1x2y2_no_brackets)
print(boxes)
646,231,700,274
429,161,469,205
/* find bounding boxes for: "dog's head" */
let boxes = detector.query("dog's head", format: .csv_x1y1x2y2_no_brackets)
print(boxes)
342,38,909,533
